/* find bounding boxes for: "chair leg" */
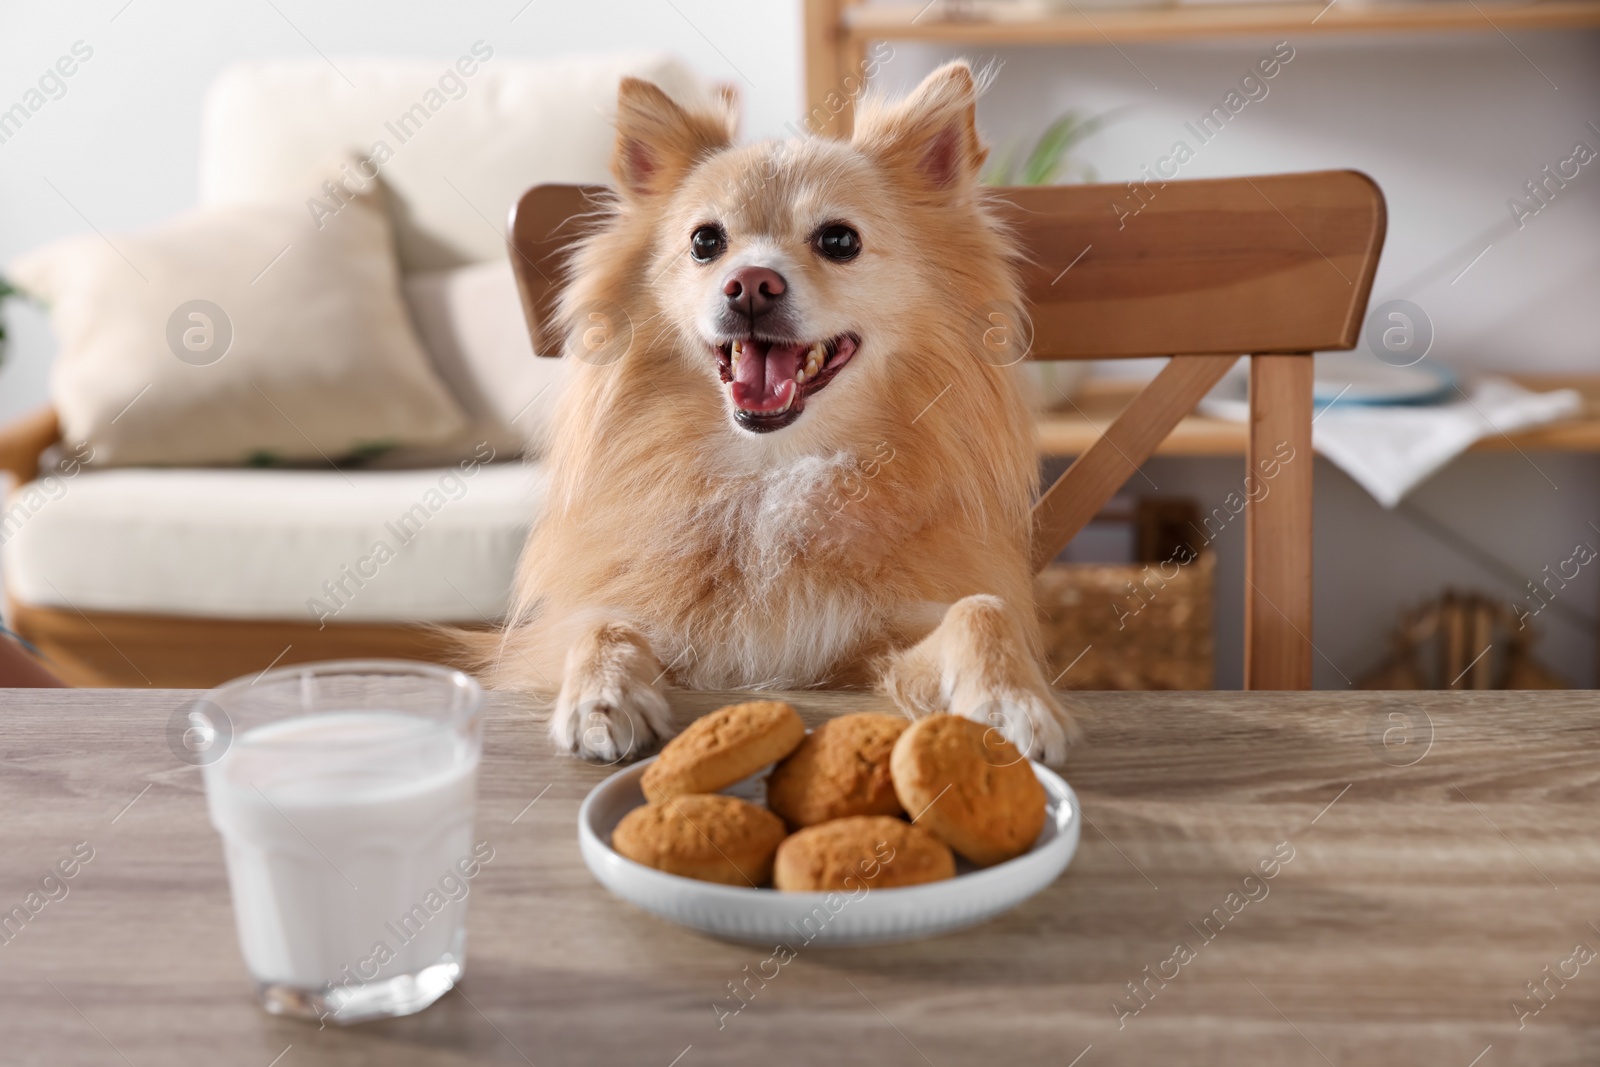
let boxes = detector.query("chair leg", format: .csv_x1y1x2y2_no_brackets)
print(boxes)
1245,354,1314,689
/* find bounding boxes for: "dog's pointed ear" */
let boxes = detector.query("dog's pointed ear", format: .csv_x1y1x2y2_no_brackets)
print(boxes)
611,78,735,198
852,62,986,191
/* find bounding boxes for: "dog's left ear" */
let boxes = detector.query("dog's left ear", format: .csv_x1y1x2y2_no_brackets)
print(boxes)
611,78,735,198
853,62,986,191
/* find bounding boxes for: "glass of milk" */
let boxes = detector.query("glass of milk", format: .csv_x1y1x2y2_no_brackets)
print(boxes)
198,660,485,1024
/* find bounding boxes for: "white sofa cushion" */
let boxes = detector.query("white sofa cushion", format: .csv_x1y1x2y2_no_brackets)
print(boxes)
9,168,468,468
1,460,542,623
198,51,714,272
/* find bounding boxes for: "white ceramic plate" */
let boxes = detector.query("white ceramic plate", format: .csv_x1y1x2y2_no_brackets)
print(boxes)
1200,352,1456,420
577,755,1080,946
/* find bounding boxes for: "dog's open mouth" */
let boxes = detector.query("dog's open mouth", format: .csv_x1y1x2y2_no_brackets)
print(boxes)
714,333,859,433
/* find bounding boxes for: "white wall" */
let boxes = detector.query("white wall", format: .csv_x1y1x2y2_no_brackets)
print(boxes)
2,2,1595,685
0,0,806,423
886,32,1600,375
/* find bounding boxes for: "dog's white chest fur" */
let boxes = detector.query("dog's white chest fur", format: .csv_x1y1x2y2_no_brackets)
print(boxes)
665,450,885,689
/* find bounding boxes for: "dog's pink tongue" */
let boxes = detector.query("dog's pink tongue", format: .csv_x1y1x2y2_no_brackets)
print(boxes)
731,341,803,412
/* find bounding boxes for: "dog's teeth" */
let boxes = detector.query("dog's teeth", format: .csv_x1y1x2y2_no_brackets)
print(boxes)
795,368,808,385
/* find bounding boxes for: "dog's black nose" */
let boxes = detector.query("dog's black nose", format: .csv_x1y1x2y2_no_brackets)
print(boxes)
723,266,787,319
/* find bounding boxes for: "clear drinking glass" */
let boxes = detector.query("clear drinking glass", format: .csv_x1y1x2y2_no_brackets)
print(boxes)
196,660,485,1024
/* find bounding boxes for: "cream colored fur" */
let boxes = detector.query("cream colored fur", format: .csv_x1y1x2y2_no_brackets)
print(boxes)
486,62,1079,765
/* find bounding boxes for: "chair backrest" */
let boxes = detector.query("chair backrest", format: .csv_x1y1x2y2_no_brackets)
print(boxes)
991,171,1384,359
508,183,595,357
506,170,1387,689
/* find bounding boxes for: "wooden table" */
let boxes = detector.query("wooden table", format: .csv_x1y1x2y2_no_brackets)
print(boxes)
5,688,1598,1066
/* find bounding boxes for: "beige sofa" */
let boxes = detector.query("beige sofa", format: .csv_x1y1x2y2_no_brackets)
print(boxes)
0,53,714,686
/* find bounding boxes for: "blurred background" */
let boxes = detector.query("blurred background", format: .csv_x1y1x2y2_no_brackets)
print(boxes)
2,0,1597,688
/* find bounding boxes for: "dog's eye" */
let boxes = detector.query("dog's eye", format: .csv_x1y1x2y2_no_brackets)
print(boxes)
690,225,726,263
815,225,861,262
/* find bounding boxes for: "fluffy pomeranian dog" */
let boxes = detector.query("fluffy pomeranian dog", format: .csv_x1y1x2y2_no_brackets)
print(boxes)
488,62,1078,765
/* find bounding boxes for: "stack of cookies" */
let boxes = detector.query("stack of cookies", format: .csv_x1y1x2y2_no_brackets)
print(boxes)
610,700,1049,892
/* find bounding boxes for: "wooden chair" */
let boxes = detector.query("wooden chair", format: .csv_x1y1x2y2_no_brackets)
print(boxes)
509,171,1386,689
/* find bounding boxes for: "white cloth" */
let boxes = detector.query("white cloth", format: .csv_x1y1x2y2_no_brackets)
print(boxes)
1202,375,1582,507
1308,377,1580,507
2,463,543,622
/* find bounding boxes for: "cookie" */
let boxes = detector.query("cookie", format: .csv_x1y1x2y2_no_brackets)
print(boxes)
773,816,955,892
767,713,910,828
611,793,787,887
641,700,805,802
889,714,1047,867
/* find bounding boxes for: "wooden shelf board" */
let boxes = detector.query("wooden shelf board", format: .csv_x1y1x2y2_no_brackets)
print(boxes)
845,0,1600,45
1036,373,1600,456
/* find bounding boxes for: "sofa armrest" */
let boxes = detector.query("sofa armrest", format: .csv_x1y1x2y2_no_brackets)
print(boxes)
0,406,62,490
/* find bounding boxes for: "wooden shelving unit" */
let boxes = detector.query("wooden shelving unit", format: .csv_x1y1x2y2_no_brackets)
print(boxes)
1036,374,1600,455
846,0,1600,45
803,0,1600,134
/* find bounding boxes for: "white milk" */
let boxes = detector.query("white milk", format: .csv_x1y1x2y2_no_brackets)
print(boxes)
205,712,479,993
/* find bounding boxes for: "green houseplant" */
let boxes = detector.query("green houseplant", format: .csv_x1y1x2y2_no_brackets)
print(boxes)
986,108,1121,409
984,108,1120,187
0,274,15,368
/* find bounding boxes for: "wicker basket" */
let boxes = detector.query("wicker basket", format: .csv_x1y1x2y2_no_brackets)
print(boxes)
1036,550,1214,690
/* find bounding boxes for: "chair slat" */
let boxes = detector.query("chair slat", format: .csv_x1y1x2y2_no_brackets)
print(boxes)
1030,355,1239,573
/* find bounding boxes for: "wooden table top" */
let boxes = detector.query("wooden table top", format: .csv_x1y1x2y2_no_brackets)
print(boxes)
4,688,1598,1066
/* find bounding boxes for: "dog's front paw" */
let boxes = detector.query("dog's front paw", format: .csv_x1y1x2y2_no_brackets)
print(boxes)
551,683,674,764
550,622,677,763
951,686,1080,767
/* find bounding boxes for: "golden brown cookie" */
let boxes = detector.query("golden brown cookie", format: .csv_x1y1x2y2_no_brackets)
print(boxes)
767,713,910,828
773,816,955,892
641,700,805,802
889,714,1047,867
611,793,787,887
